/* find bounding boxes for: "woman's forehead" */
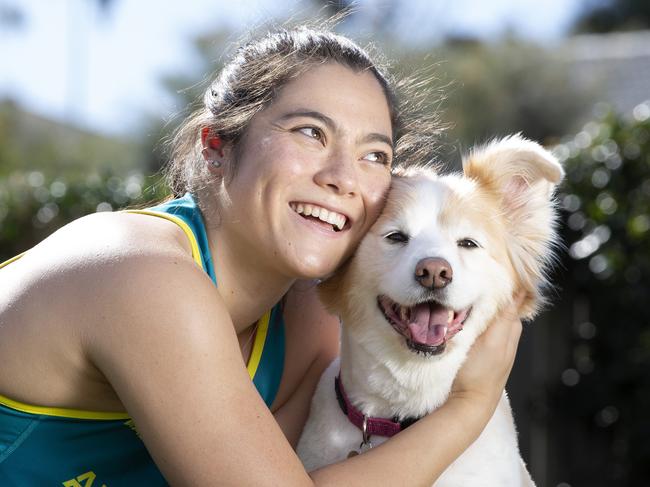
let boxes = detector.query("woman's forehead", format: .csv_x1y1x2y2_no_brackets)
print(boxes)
267,63,393,135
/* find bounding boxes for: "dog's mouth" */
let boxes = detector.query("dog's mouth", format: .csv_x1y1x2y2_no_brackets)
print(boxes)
377,295,471,356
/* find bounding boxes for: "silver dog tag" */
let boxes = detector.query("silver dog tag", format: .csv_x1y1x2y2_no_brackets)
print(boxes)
347,439,373,458
347,415,374,457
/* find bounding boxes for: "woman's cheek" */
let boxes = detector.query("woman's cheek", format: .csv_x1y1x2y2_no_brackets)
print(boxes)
364,171,392,222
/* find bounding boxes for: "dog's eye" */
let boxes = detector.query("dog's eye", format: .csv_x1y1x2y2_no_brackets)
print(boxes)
385,231,409,244
457,238,480,249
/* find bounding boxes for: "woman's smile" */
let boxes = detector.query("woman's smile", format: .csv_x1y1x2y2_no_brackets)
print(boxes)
289,202,350,233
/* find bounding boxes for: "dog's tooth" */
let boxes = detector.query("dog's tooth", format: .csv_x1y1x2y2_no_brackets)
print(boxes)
448,310,454,324
399,306,408,322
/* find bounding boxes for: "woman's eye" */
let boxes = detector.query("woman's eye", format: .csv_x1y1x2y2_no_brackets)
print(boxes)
297,127,323,142
363,151,390,165
457,238,480,249
385,231,409,244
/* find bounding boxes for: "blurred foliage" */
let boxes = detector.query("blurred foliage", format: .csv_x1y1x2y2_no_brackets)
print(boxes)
0,100,143,179
0,169,167,262
574,0,650,33
0,100,168,261
406,38,593,157
551,101,650,485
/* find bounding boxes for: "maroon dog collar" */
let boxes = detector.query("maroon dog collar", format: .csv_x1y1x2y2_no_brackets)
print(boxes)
334,374,420,438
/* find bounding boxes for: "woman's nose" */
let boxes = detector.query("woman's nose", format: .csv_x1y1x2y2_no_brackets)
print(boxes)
314,151,358,196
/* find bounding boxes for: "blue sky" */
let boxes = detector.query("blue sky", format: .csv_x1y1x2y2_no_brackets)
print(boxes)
0,0,584,137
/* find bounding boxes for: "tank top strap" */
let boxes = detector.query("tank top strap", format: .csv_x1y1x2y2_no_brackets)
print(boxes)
129,193,216,284
129,193,285,408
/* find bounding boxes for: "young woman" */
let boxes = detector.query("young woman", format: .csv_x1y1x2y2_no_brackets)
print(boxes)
0,26,523,485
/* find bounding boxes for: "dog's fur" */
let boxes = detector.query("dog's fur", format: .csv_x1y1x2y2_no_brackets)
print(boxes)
297,135,564,486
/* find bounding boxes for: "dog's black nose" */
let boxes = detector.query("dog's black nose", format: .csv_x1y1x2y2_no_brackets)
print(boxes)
415,257,453,289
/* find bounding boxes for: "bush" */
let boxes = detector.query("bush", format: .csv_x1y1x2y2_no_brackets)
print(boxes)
551,101,650,485
0,170,168,262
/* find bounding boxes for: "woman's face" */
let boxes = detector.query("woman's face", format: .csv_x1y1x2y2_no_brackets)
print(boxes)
220,62,394,279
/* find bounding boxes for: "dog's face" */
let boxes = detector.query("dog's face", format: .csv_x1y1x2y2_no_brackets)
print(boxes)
320,135,564,365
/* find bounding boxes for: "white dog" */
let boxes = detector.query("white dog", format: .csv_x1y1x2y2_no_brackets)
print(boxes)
297,135,564,486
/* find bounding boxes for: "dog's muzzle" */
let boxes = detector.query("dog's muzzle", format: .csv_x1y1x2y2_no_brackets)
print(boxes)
377,295,470,356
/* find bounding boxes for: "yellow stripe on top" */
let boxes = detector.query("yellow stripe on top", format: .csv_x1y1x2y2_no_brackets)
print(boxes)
126,209,203,268
0,252,26,269
1,254,130,420
247,311,270,380
0,393,129,420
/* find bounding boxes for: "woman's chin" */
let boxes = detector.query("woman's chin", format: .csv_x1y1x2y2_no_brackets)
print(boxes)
289,253,346,280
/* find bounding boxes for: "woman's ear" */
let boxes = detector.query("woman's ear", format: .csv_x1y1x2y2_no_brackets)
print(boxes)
201,127,227,174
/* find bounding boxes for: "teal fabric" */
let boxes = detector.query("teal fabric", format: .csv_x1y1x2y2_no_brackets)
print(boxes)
0,407,165,485
0,193,286,485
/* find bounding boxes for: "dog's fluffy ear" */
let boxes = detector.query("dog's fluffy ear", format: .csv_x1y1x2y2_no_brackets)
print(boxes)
463,134,565,318
463,134,564,202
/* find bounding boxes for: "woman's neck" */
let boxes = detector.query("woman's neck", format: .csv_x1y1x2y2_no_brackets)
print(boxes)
207,225,294,334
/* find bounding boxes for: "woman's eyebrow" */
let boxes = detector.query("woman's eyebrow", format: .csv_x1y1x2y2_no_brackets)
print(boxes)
279,109,393,149
278,109,336,130
361,132,393,149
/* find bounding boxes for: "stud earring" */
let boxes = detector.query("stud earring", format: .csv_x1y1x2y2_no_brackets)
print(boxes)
201,147,222,168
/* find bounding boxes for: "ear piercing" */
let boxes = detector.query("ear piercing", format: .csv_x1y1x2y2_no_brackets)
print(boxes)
201,147,222,168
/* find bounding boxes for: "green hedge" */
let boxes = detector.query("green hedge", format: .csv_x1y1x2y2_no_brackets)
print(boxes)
0,170,167,262
553,101,650,484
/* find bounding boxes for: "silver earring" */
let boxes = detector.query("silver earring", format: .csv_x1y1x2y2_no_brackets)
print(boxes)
202,147,222,168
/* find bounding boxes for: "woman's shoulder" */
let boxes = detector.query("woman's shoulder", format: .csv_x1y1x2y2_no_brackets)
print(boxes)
52,209,194,259
22,210,194,272
14,209,216,319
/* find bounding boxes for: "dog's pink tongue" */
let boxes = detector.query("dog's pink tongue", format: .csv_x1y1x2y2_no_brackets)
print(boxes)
407,303,449,346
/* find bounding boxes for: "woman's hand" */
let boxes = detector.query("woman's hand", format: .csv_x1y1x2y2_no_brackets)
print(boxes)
450,292,525,418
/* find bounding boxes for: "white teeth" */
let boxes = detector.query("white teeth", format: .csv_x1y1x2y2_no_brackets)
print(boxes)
292,202,347,230
338,214,346,230
448,310,454,324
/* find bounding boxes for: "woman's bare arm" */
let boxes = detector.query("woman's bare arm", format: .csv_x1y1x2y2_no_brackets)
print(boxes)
86,256,522,486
